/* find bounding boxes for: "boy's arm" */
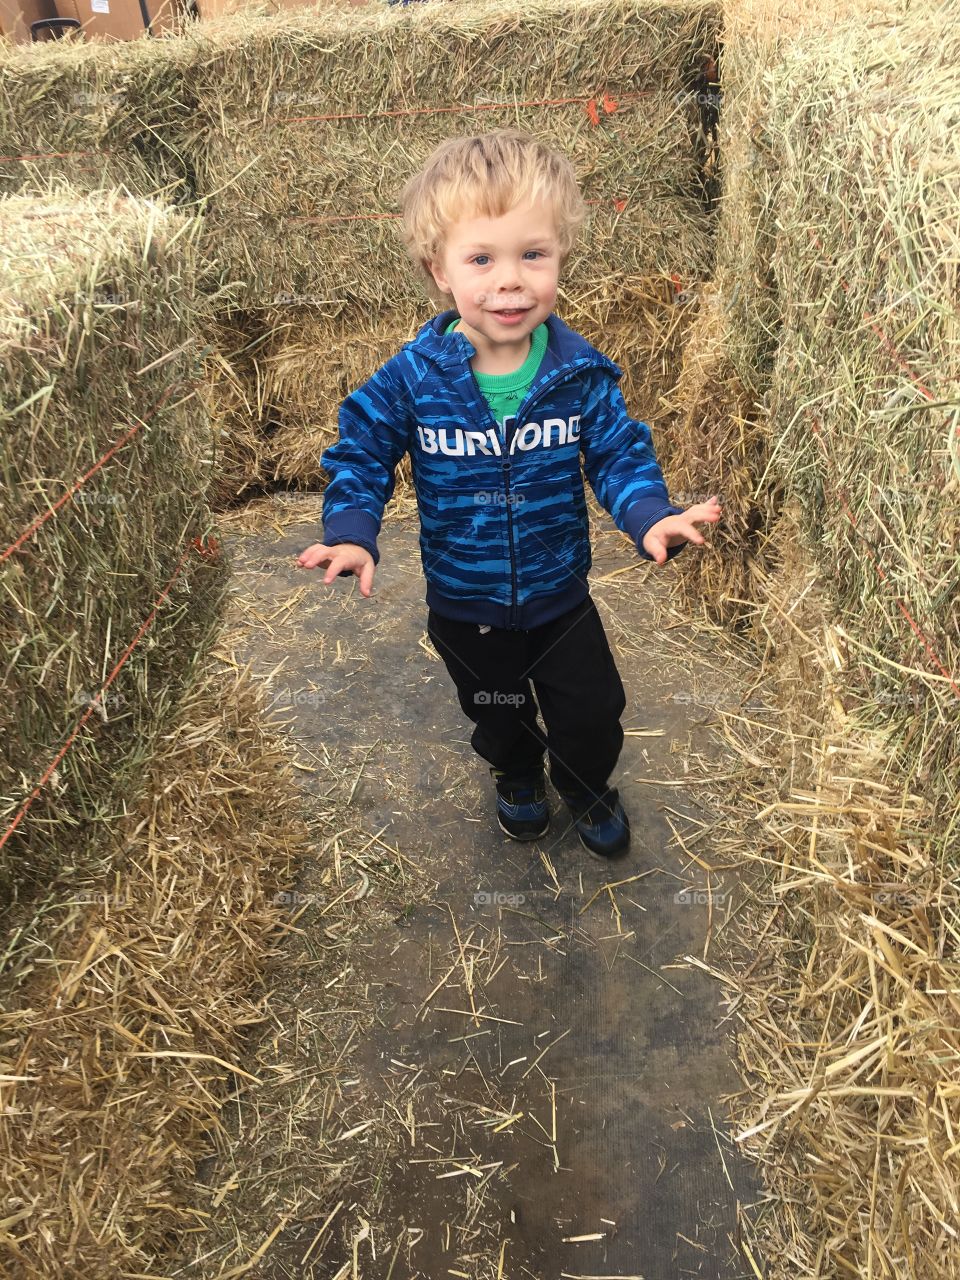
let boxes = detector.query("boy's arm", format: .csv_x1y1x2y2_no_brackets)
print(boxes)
579,374,687,564
321,354,413,576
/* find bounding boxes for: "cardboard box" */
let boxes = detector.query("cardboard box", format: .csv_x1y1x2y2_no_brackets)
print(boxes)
0,0,63,42
54,0,184,38
0,0,184,40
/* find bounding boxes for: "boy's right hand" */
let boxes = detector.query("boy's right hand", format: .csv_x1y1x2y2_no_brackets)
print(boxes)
297,542,376,597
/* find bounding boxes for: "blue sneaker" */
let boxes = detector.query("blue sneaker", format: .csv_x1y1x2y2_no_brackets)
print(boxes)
491,767,550,841
556,785,630,858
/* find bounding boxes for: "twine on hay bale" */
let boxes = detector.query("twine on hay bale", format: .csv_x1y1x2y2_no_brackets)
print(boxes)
176,0,720,318
0,36,195,202
0,188,226,908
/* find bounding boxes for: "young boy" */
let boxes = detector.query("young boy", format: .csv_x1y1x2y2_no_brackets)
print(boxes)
298,129,721,859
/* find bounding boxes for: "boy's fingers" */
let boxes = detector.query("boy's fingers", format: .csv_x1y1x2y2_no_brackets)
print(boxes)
299,544,332,568
358,559,376,597
646,534,666,565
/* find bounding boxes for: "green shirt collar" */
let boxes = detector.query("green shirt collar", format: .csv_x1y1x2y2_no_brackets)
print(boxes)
444,317,549,390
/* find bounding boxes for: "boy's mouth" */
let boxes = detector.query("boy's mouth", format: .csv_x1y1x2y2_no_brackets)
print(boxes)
490,307,532,324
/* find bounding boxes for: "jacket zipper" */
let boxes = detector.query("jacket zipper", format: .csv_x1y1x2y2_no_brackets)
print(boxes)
463,353,611,630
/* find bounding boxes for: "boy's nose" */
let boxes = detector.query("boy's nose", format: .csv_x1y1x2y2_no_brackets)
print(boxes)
496,264,524,291
495,278,526,300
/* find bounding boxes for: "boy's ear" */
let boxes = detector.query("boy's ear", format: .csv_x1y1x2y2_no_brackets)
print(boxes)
425,257,451,295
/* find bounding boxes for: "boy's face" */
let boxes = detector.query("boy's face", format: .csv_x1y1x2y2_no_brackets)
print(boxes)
427,201,560,357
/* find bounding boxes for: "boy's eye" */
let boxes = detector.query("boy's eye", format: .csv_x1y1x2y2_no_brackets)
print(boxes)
469,251,545,266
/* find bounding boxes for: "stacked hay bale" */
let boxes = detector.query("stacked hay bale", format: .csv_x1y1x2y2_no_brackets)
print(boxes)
0,34,195,202
0,32,269,509
0,660,316,1278
179,0,721,500
186,0,719,318
0,0,722,503
0,190,227,909
672,4,960,1275
660,0,782,627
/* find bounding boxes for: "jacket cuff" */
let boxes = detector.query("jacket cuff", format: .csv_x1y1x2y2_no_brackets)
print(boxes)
323,509,381,575
624,497,688,563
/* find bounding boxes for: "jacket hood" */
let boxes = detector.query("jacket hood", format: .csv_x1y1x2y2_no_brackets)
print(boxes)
409,308,623,383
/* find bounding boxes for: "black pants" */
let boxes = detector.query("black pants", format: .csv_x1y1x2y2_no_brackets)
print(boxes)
426,594,626,803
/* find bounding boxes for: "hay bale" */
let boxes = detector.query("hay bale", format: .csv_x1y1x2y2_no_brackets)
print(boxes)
0,662,316,1278
0,35,194,201
241,278,697,499
1,0,721,495
719,500,960,1280
196,312,287,505
0,189,226,908
692,5,960,1276
714,0,899,391
659,282,775,628
763,9,959,769
178,0,720,321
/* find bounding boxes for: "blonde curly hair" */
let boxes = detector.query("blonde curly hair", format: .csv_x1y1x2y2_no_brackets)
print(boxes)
400,129,587,303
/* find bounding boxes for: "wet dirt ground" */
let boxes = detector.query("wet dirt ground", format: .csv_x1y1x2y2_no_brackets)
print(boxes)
196,492,762,1280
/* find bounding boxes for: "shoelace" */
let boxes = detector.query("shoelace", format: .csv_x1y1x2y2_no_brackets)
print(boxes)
498,784,545,804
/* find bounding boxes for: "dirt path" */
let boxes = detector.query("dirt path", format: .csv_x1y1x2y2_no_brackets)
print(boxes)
192,493,761,1280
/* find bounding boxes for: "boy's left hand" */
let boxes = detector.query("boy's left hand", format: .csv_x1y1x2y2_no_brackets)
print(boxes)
642,496,722,566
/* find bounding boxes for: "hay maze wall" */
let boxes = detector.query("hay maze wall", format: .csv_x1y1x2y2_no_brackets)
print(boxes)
0,192,226,903
6,0,957,1275
1,0,724,504
0,2,725,1274
666,3,960,1275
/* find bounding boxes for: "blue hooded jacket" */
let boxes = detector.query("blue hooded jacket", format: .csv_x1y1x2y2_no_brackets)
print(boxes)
320,307,687,629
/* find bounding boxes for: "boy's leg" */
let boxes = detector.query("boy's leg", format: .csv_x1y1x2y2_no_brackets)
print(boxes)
523,595,626,805
426,608,547,780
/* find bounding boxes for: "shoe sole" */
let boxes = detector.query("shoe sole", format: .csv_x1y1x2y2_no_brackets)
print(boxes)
497,814,550,841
